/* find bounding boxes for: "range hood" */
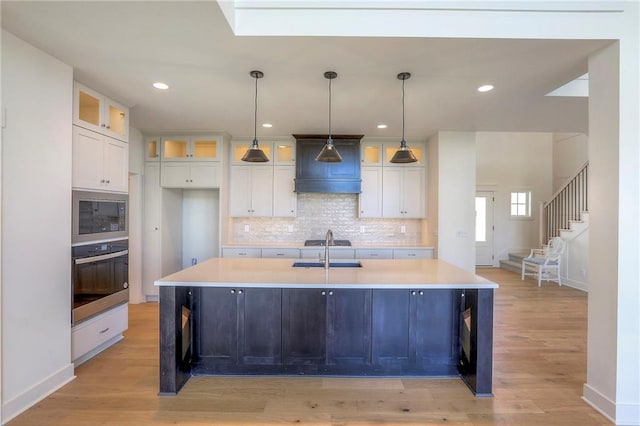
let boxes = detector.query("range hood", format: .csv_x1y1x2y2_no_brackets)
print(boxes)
293,134,362,194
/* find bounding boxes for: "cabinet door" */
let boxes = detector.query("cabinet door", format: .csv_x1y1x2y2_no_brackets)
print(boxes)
273,141,295,165
160,163,190,188
73,83,103,134
273,166,296,217
238,288,282,365
103,137,129,192
415,290,459,373
162,137,189,161
371,289,412,367
282,289,326,365
197,288,238,365
103,97,129,142
191,136,219,161
403,167,425,218
327,289,372,366
359,167,382,218
145,137,160,161
250,166,274,217
73,127,105,191
229,166,253,217
381,167,403,218
189,162,220,188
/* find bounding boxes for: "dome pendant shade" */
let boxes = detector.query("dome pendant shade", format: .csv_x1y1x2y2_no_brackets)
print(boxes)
315,138,343,162
390,72,418,164
241,138,269,162
317,71,342,163
242,70,269,163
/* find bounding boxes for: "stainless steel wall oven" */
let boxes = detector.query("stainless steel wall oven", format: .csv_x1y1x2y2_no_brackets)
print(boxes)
72,239,129,325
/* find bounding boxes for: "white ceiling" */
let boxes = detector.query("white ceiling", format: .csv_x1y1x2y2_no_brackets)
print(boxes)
1,1,611,140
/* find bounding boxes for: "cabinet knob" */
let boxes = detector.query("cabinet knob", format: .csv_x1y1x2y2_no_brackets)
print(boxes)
418,290,424,296
328,291,333,296
230,289,236,294
101,123,106,128
186,179,189,182
100,179,105,183
321,291,326,296
411,290,417,296
106,125,111,129
106,180,110,184
238,289,243,294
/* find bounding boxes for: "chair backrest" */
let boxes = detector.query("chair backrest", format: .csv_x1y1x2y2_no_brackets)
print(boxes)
546,237,566,258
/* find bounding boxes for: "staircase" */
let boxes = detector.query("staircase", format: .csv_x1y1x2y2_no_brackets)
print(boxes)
499,251,530,273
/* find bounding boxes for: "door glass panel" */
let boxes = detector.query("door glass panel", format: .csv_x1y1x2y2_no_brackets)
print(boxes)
233,144,271,162
108,105,126,136
79,91,100,126
164,139,188,159
385,145,422,164
193,140,217,159
475,197,487,242
147,139,159,159
362,145,380,164
276,144,293,162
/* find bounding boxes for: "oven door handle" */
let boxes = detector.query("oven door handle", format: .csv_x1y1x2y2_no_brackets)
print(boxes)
74,250,128,265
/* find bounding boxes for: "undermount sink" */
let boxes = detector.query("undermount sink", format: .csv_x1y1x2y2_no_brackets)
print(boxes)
304,239,351,246
292,261,362,268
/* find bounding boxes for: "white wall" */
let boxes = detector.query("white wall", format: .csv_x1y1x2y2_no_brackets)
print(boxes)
476,132,553,262
553,133,589,192
182,189,220,267
425,134,439,252
1,30,75,422
433,132,476,272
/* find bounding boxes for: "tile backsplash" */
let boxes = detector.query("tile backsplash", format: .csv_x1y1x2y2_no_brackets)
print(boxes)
229,193,423,244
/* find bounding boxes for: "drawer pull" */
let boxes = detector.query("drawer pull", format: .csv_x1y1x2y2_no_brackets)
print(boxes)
99,327,110,334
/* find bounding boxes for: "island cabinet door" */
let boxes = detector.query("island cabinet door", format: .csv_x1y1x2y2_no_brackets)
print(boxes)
326,289,372,367
237,288,282,366
196,288,239,365
282,289,327,365
414,289,461,375
371,290,413,369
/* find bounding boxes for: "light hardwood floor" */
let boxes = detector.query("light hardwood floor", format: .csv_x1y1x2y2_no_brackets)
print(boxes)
9,268,610,425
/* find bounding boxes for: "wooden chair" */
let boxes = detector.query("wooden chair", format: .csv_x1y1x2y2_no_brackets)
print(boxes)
521,237,566,287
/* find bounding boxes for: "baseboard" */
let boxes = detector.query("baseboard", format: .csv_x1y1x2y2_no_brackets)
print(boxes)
145,294,159,302
561,277,588,292
583,383,640,425
1,363,75,424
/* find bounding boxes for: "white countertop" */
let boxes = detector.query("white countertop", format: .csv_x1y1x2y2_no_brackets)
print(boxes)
155,258,498,290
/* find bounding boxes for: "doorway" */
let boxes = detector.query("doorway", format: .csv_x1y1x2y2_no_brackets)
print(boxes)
475,192,495,266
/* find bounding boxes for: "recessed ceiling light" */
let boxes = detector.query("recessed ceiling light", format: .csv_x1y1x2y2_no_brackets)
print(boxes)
477,84,494,93
377,124,388,129
262,123,273,128
153,82,169,90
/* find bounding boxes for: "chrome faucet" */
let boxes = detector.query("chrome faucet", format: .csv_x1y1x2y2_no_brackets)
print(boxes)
324,229,334,269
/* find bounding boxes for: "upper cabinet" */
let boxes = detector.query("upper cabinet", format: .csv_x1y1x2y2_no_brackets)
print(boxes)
230,140,295,165
73,126,129,193
73,82,129,142
162,135,220,162
361,142,383,166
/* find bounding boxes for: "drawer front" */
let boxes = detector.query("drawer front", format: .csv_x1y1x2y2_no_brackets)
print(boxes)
392,249,434,259
72,304,128,360
300,248,355,259
355,249,393,259
261,248,300,259
222,248,262,258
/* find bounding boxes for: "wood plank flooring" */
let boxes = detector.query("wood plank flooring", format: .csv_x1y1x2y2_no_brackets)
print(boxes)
9,268,611,425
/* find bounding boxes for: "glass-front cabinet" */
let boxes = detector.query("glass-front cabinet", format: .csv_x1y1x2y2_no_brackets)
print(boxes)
230,140,295,165
161,136,219,161
145,137,160,161
73,82,129,142
361,142,383,166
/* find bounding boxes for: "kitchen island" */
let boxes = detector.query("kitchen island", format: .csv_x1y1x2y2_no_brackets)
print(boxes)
155,258,498,397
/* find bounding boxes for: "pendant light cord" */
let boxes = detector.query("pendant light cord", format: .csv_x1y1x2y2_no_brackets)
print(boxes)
253,74,258,144
401,77,406,146
328,77,332,142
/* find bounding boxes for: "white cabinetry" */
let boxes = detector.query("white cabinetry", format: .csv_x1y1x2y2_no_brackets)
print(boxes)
260,248,300,259
229,165,274,217
160,162,220,188
359,167,382,218
382,167,425,218
161,135,220,162
392,248,434,259
230,140,295,165
355,248,394,259
73,82,129,142
73,126,129,193
222,247,262,258
300,248,355,259
72,303,128,365
273,166,297,217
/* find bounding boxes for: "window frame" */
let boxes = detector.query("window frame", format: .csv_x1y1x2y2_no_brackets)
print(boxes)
509,190,533,220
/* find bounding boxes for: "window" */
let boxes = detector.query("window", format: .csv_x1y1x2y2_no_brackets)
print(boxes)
510,191,531,217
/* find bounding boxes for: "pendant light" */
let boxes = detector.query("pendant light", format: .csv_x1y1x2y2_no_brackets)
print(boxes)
390,72,418,164
316,71,342,162
241,70,269,162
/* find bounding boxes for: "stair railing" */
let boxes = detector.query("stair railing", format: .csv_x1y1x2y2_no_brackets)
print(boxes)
539,161,589,247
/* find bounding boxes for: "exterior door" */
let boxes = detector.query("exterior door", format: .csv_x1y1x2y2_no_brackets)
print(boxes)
475,192,495,266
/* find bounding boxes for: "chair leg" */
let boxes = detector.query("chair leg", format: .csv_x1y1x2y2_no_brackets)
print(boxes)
521,263,525,280
557,269,562,286
538,268,542,287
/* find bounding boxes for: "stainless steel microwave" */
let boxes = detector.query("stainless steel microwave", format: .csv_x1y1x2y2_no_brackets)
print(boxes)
72,190,128,244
